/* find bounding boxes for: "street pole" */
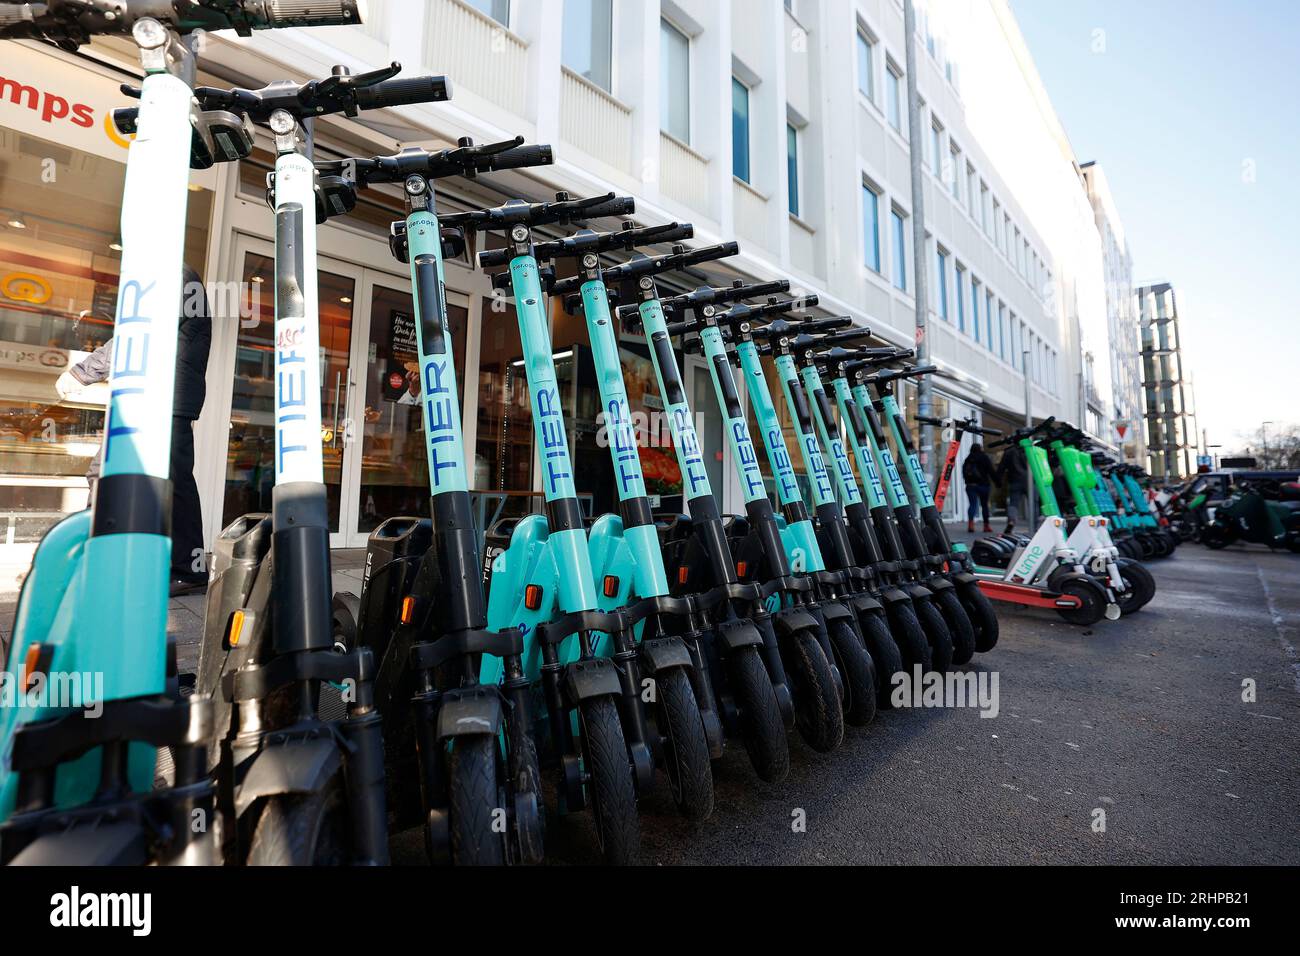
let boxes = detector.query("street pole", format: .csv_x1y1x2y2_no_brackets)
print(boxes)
1023,348,1034,523
1262,421,1273,468
903,0,932,480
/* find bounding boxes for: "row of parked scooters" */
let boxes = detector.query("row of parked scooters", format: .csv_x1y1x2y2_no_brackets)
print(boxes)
0,2,1157,868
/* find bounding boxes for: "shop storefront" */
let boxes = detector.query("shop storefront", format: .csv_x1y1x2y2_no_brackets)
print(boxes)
1,38,736,565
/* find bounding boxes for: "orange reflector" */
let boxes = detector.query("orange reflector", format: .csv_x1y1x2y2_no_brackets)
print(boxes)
227,610,245,648
524,584,543,610
21,643,43,690
602,575,619,598
678,566,689,585
400,595,416,624
735,560,748,577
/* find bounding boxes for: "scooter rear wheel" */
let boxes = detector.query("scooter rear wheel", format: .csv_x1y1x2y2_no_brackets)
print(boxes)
885,600,931,676
247,776,351,866
934,587,976,666
653,668,715,821
959,582,1000,652
826,618,878,727
578,697,641,865
915,596,954,672
784,629,845,753
1055,576,1108,626
726,645,790,783
447,735,506,866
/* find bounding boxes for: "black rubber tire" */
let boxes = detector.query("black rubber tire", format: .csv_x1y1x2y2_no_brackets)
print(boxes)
934,586,977,666
859,608,904,706
247,777,351,866
826,618,878,727
1202,526,1231,549
784,629,845,753
1055,576,1108,626
1114,557,1156,615
447,735,506,866
726,645,790,783
885,599,931,675
653,668,715,821
915,595,954,672
959,582,1000,653
578,697,641,866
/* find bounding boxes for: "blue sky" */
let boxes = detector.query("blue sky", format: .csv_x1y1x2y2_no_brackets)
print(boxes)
1009,0,1299,457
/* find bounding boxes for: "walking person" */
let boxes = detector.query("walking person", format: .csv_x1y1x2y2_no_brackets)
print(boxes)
963,441,995,533
997,442,1030,534
56,266,212,596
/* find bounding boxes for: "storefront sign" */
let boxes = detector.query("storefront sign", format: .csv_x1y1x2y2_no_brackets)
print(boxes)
0,42,133,162
0,339,68,371
383,309,418,403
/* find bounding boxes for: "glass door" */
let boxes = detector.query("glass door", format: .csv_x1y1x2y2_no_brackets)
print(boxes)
222,237,362,546
350,275,469,545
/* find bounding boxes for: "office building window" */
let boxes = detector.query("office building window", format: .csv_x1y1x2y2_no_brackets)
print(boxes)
986,291,995,349
967,164,978,217
998,303,1007,359
971,277,981,343
935,247,949,321
862,182,881,272
991,199,1001,245
891,208,908,291
786,123,800,217
660,19,690,143
732,77,750,182
886,61,903,131
561,0,613,91
857,28,875,100
955,263,966,333
464,0,509,25
948,143,961,198
929,117,943,171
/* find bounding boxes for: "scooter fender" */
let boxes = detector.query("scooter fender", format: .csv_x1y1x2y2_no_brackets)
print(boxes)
234,736,341,816
923,574,956,593
770,606,821,638
435,688,504,741
846,592,887,619
818,598,861,625
882,586,916,606
638,635,693,674
562,657,622,703
714,617,764,652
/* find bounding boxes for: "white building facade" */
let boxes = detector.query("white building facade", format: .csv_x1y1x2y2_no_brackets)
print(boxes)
0,0,1120,568
1082,161,1143,462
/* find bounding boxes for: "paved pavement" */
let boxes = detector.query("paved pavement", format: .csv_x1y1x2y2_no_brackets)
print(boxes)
2,534,1297,866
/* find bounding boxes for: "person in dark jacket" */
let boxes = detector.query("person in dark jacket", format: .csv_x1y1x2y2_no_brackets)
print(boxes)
996,443,1030,533
56,266,211,595
962,442,995,533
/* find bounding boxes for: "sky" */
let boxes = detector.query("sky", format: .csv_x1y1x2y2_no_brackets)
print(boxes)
1008,0,1299,457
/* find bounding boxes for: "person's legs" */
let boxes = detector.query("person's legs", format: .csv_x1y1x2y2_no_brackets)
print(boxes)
966,483,979,532
170,416,205,589
1005,487,1022,532
978,484,992,531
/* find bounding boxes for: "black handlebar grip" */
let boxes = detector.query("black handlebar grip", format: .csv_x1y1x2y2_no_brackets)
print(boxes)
262,0,366,27
578,196,636,219
491,144,554,171
478,248,510,269
666,319,695,337
820,327,872,345
916,415,943,426
356,75,453,109
800,316,850,334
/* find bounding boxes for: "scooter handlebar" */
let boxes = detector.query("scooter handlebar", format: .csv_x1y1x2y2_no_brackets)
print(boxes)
532,221,695,265
354,73,452,109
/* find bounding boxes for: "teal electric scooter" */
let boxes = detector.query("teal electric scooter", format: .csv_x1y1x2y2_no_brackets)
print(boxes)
0,0,365,866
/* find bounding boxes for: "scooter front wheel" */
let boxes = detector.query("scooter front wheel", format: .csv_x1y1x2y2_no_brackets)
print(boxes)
578,697,641,865
859,609,904,705
784,629,845,753
915,596,954,672
884,600,931,677
959,583,1000,653
653,668,715,822
247,777,351,866
446,735,507,866
934,587,976,666
826,618,878,728
1114,558,1156,614
726,645,790,783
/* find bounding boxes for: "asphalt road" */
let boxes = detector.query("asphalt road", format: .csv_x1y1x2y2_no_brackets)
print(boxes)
391,541,1300,865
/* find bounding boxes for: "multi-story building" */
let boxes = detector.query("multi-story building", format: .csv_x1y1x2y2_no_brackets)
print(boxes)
1081,161,1143,463
1136,282,1196,479
0,0,1118,571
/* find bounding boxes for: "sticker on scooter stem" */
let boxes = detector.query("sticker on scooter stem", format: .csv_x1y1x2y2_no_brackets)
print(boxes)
604,395,647,497
765,428,802,503
651,330,710,496
535,385,574,497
